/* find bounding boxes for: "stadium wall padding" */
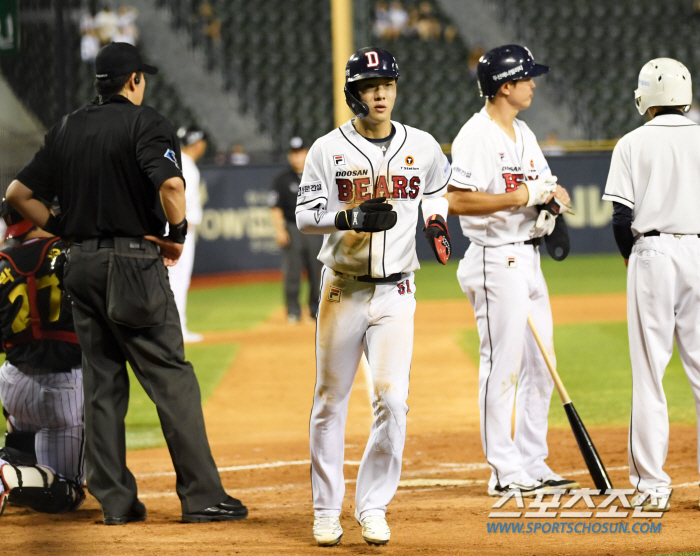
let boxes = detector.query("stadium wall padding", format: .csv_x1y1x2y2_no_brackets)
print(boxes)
193,153,616,275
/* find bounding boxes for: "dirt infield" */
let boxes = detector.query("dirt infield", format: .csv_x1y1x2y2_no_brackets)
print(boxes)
5,293,700,555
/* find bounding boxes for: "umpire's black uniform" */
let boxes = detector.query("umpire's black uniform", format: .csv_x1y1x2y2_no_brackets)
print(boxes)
7,43,246,524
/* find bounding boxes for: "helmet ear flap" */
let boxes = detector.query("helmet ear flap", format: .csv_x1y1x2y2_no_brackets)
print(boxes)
344,84,370,120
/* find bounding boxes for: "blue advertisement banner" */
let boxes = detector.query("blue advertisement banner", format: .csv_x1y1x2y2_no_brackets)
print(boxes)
194,153,615,275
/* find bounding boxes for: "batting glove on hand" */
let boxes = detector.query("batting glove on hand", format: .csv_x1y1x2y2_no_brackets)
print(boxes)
529,209,557,238
335,197,397,233
538,195,574,216
424,214,451,264
523,175,558,207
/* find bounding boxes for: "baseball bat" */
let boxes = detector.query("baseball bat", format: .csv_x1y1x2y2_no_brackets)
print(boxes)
527,314,613,491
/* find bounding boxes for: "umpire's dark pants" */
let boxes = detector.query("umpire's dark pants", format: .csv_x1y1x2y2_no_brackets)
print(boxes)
283,223,323,319
64,237,226,517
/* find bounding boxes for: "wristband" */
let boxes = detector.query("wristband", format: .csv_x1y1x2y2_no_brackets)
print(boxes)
335,210,352,231
43,214,62,237
167,218,188,244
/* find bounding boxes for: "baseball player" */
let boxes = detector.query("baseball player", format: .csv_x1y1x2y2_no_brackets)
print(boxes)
296,47,451,546
603,58,699,512
447,45,577,497
0,201,85,515
170,125,206,343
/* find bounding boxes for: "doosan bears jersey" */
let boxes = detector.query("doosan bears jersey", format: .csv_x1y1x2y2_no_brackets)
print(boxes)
450,108,553,246
295,120,451,277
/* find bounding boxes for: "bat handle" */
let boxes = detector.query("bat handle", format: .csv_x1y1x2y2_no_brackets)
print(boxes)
527,314,571,405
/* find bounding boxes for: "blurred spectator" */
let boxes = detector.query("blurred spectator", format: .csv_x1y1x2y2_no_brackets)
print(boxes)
540,131,565,156
416,1,441,41
230,143,250,166
443,24,457,42
403,6,420,38
80,8,100,63
694,0,700,15
467,46,486,78
214,151,228,166
95,5,119,45
372,1,392,40
387,1,409,40
113,5,139,46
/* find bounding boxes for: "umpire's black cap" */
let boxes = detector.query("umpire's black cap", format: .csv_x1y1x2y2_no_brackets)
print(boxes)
288,136,308,151
95,42,158,80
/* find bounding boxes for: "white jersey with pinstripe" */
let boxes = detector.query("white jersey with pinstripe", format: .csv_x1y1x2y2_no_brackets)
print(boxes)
297,118,450,523
450,107,559,492
296,119,451,277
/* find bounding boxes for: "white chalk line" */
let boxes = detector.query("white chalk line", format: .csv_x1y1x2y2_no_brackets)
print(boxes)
135,460,361,479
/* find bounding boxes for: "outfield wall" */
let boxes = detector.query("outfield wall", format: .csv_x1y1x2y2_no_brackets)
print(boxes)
193,153,615,275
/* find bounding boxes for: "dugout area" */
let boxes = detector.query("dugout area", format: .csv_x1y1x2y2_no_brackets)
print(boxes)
2,256,700,555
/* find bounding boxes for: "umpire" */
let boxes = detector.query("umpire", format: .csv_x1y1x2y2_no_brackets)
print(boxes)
270,137,323,322
5,42,247,525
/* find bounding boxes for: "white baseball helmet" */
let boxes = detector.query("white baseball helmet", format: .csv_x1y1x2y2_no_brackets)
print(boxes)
635,58,692,115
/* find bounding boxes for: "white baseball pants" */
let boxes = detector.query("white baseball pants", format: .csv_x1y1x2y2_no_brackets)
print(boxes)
627,234,700,493
310,267,416,521
458,242,556,489
168,231,196,331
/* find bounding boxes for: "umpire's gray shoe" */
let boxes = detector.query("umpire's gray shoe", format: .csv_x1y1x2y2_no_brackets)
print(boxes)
103,499,147,525
182,495,248,523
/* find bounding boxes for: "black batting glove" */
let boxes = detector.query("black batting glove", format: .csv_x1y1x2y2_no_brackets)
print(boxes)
335,197,397,233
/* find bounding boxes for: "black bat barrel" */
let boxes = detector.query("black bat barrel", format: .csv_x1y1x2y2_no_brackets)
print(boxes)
563,402,614,491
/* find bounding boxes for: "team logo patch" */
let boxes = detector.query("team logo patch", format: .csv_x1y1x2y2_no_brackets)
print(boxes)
333,154,346,166
507,257,517,268
405,155,415,166
530,159,535,169
164,148,180,169
328,286,342,303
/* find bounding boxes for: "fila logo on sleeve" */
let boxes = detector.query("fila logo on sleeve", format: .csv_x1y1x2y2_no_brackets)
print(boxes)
365,51,380,67
334,154,346,166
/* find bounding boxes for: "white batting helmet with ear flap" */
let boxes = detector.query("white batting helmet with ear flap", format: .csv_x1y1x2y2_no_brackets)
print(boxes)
635,58,692,115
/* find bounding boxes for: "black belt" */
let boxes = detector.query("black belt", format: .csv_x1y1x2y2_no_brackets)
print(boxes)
72,237,146,249
643,230,700,238
524,237,542,246
333,270,404,283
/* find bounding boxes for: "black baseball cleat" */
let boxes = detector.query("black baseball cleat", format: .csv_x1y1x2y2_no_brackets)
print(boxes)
182,496,248,523
103,499,147,525
538,473,580,491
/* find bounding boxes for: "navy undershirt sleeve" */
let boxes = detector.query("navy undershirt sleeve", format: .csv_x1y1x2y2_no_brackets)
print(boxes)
612,202,634,259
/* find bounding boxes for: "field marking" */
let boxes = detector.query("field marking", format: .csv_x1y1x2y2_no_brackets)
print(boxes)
134,460,362,479
398,478,485,487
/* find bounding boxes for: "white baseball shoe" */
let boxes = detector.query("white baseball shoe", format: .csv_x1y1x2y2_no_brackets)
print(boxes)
313,516,343,546
631,489,671,512
537,472,580,491
488,477,545,498
359,515,391,546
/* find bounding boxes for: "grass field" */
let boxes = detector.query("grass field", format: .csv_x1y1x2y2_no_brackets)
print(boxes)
1,253,696,449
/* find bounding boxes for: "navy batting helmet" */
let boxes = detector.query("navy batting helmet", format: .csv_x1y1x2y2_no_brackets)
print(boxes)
344,47,400,119
476,45,549,98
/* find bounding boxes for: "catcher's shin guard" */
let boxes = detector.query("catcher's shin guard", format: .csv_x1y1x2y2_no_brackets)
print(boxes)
0,463,83,514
